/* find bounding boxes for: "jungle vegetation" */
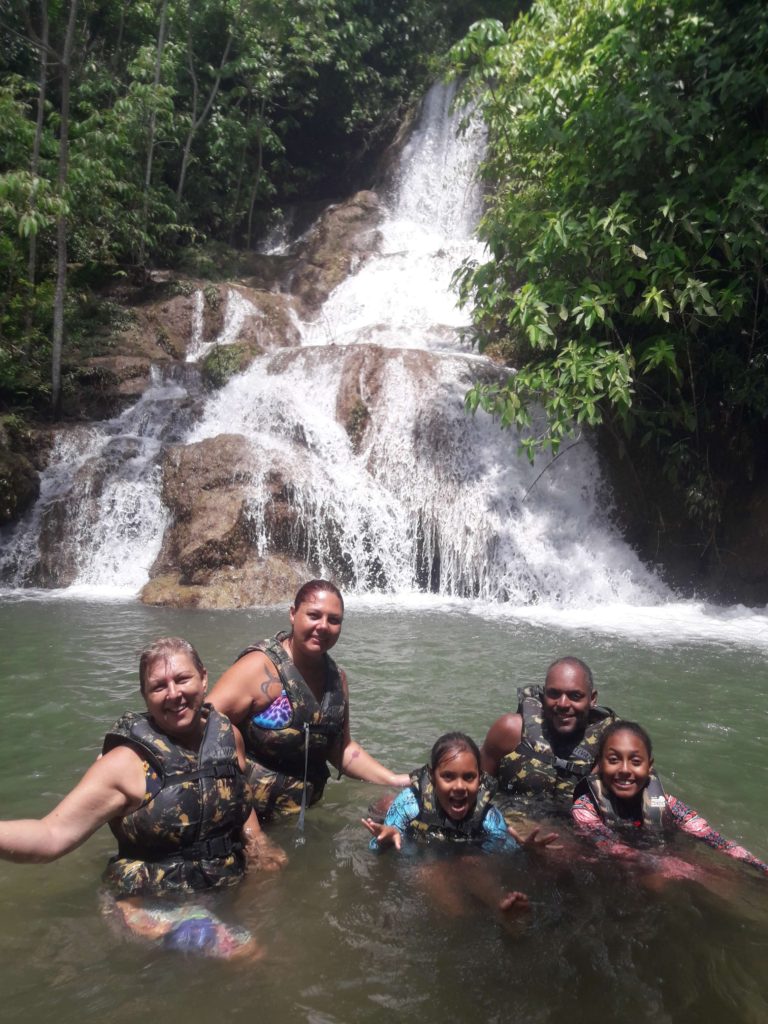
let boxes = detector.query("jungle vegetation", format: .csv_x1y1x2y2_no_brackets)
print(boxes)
0,0,502,413
450,0,768,547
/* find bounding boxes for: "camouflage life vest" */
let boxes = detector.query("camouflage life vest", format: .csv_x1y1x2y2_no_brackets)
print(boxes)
497,685,615,802
582,769,673,835
406,765,498,843
237,632,346,819
102,704,249,897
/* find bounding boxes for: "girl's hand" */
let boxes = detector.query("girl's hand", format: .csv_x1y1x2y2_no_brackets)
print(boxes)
362,818,402,851
508,825,562,853
499,890,530,912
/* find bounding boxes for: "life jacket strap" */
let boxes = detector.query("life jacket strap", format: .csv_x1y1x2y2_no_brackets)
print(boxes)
165,762,238,783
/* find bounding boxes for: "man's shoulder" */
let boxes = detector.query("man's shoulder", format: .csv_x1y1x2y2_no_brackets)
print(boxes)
483,711,524,758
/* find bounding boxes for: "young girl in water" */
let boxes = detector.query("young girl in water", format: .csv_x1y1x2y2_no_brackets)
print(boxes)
363,732,558,913
572,721,768,875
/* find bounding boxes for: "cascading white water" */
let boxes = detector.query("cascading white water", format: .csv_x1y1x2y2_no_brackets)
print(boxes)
186,288,261,363
303,81,484,352
191,343,663,603
2,79,739,625
0,368,191,592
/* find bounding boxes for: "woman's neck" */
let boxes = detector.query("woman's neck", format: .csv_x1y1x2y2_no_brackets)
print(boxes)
284,634,326,694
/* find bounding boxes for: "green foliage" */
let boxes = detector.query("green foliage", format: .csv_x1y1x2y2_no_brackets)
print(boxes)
0,0,493,413
201,340,261,388
451,0,768,531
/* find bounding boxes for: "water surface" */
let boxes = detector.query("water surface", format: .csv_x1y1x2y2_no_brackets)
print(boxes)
0,598,766,1024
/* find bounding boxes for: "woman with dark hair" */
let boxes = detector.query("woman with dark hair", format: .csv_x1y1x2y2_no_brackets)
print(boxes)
210,580,410,820
0,637,280,957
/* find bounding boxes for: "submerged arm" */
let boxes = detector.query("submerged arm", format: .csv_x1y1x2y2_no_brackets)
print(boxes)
667,794,768,875
233,727,287,871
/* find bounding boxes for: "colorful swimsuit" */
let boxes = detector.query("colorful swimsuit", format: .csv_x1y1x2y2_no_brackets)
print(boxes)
236,632,346,820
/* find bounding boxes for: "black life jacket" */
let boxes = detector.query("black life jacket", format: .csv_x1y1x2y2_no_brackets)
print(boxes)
497,685,615,801
582,769,674,835
102,704,248,896
406,765,498,843
238,631,346,787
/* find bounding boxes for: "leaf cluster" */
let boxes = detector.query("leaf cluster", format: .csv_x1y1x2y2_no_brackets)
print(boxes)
450,0,768,532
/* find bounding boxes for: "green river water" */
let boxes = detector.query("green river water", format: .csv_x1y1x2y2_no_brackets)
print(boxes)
0,596,766,1024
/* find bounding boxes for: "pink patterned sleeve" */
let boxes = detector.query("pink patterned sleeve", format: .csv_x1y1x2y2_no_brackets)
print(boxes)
667,794,768,875
571,794,639,859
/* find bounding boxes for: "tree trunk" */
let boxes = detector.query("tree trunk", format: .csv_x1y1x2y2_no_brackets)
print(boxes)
50,0,79,416
140,0,169,266
176,31,232,205
24,0,50,344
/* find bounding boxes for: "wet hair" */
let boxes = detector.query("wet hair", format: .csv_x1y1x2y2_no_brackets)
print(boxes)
292,579,344,614
546,656,594,692
429,732,482,772
597,720,653,761
138,637,206,693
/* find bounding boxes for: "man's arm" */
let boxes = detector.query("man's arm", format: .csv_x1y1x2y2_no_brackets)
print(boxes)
480,713,523,776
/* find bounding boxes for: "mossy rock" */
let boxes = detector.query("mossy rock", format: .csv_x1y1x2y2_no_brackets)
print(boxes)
201,340,263,389
0,422,39,524
345,398,370,452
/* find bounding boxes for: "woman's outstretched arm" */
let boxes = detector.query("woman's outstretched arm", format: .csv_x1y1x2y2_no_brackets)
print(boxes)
0,746,144,863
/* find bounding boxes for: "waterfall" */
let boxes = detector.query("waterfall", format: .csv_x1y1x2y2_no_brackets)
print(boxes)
0,81,665,608
191,344,662,603
0,368,197,592
303,81,484,353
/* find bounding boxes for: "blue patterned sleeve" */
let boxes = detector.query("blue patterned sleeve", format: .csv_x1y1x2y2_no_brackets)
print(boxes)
369,789,420,851
482,806,521,851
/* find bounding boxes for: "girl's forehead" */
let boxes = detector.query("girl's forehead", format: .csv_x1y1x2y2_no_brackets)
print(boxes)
437,747,476,767
604,730,650,753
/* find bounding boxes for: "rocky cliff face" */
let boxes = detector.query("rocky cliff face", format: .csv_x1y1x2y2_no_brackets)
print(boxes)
0,191,395,604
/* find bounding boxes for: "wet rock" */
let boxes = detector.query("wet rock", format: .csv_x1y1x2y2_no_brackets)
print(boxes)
0,445,39,525
290,191,383,315
141,556,306,609
74,356,154,415
144,434,310,607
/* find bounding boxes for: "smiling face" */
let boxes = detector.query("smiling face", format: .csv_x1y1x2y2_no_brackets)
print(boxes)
598,728,653,802
142,652,208,745
542,661,597,738
289,589,344,659
431,747,482,822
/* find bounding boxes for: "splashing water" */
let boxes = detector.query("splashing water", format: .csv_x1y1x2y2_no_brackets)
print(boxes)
186,288,262,363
